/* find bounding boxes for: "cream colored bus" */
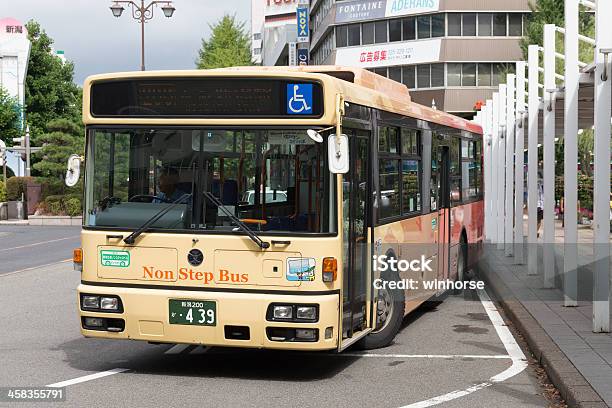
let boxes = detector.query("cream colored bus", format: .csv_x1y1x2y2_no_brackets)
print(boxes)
72,66,484,351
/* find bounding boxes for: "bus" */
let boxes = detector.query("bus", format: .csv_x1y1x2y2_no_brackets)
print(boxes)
69,66,483,351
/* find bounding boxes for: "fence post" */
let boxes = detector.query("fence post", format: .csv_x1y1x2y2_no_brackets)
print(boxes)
515,62,526,264
592,0,611,333
527,45,540,276
497,85,507,251
543,24,556,288
564,0,579,307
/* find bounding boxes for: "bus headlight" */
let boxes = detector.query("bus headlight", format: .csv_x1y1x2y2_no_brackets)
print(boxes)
273,305,293,319
100,297,119,311
296,306,317,321
82,295,100,309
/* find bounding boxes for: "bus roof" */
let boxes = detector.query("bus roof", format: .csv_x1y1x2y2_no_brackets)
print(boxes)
83,66,482,135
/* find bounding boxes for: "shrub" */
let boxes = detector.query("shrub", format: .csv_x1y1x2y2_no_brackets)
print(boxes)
5,176,33,201
0,180,6,202
45,195,64,215
65,197,82,217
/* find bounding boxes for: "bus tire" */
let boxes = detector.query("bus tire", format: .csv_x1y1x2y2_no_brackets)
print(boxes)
358,269,405,350
453,235,468,295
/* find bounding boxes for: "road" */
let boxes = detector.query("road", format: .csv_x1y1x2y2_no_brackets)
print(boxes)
0,225,80,275
0,226,561,408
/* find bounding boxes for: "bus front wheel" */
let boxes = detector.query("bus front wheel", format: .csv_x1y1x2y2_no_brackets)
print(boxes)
358,269,405,350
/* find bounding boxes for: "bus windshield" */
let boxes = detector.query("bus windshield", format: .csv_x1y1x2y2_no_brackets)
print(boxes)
84,128,336,234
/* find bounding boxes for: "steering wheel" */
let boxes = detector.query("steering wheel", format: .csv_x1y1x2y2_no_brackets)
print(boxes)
128,194,170,203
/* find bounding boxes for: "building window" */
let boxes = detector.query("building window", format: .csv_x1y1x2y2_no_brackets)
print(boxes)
431,63,444,87
348,24,360,46
402,65,415,88
509,13,522,36
373,67,387,77
402,17,415,40
462,13,476,36
462,63,476,86
417,64,430,88
253,48,261,55
389,19,402,42
253,33,262,41
448,13,461,36
478,13,492,36
336,25,347,47
375,20,388,43
477,63,492,86
493,13,507,36
389,66,402,83
417,15,431,39
447,63,461,86
432,14,445,37
362,22,374,45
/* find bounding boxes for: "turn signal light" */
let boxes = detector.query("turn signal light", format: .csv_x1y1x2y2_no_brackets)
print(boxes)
73,248,83,272
322,257,337,282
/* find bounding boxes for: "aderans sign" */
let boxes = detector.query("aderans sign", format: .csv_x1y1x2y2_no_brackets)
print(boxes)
335,0,439,23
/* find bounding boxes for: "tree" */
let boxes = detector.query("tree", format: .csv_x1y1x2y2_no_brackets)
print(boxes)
24,20,81,146
0,88,21,145
32,118,83,195
196,15,252,69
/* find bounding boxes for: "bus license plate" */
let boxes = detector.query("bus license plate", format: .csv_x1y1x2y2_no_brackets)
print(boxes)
169,299,216,326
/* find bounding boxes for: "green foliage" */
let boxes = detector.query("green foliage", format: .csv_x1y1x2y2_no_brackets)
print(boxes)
43,194,81,216
0,88,21,145
5,176,33,201
577,174,593,211
0,180,6,202
521,1,595,88
196,15,252,69
32,118,84,194
65,197,82,216
24,20,82,147
578,129,594,176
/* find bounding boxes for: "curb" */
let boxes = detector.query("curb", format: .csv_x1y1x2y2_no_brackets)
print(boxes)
478,256,608,408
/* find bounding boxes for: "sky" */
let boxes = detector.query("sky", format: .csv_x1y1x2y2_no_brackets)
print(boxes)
6,0,251,84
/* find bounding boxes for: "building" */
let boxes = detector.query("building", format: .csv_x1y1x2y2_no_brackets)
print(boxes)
260,0,303,66
309,0,530,116
251,0,265,64
0,17,31,176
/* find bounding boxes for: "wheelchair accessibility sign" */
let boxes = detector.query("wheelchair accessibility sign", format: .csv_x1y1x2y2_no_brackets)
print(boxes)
287,83,313,115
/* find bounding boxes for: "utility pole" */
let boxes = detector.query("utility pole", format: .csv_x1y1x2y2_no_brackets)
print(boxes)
0,139,7,185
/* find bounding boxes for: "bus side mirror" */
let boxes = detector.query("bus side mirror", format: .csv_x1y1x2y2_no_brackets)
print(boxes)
65,154,83,187
328,134,349,174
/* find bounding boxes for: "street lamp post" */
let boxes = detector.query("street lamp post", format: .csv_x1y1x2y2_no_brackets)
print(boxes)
109,1,176,71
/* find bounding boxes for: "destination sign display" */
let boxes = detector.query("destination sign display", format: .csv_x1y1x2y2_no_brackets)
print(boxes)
90,78,324,118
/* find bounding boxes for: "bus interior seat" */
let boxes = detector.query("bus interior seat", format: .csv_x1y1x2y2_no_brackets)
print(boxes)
222,180,238,205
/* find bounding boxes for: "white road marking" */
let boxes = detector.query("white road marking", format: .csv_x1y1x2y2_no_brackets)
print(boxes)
342,353,511,360
165,344,191,354
399,289,528,408
0,236,77,252
0,259,72,277
190,346,211,355
47,368,129,388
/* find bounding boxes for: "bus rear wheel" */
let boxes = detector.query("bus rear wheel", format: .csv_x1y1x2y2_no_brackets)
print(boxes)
358,270,405,350
454,235,468,295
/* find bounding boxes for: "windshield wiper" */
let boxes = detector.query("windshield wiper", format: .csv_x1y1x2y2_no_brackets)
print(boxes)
123,194,192,245
203,191,270,250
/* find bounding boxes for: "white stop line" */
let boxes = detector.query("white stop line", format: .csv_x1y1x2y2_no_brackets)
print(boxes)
399,288,528,408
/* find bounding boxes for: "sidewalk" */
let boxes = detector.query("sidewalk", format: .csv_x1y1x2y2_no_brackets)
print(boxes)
479,221,612,407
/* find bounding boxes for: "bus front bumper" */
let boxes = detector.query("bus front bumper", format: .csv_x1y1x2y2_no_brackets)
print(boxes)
77,284,339,350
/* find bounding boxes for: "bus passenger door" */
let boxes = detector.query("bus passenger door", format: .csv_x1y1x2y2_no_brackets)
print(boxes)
342,133,370,341
435,144,451,283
